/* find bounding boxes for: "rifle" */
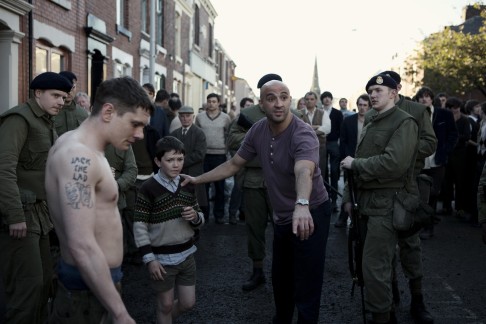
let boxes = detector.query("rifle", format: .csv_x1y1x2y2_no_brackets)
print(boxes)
346,170,366,324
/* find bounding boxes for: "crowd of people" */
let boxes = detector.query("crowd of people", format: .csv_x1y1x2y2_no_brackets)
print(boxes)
1,69,486,324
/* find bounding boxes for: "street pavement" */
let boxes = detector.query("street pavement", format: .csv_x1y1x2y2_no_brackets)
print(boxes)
122,203,486,323
1,198,485,323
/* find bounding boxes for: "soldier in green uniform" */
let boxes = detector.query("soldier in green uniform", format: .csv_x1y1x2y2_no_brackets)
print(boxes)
104,145,138,263
380,71,436,324
341,74,419,324
0,72,72,323
226,74,278,290
55,71,89,137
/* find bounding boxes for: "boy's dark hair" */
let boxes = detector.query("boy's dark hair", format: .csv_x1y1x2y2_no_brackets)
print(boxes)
155,136,185,159
415,86,435,102
207,93,220,102
91,77,153,116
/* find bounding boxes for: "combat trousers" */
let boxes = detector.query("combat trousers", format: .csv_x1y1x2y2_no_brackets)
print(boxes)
0,231,53,323
272,201,331,324
396,177,423,281
397,232,423,280
243,188,272,261
362,213,397,314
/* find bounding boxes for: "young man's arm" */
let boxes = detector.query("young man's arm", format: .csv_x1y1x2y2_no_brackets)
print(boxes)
56,148,134,323
292,159,316,240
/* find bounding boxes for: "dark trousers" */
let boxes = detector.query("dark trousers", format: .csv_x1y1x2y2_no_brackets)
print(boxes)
325,141,340,203
272,201,331,324
0,231,52,324
229,177,243,217
421,166,445,231
204,154,227,220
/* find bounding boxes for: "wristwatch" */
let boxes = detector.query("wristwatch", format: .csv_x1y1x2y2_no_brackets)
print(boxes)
295,199,309,206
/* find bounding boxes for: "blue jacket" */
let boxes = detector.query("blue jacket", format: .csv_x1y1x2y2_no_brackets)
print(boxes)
340,113,359,160
432,107,458,166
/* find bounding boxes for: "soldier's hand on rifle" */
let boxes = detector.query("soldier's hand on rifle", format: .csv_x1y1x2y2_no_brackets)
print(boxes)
340,156,354,170
343,202,352,216
292,206,314,240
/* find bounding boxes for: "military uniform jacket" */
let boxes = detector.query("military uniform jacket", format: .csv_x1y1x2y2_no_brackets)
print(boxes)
54,100,89,137
355,106,418,189
348,106,418,216
396,95,437,174
105,145,137,210
0,98,57,228
227,104,267,189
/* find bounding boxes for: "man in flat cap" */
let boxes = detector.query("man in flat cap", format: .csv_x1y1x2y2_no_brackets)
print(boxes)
341,75,419,324
55,71,89,137
0,71,72,323
171,106,208,220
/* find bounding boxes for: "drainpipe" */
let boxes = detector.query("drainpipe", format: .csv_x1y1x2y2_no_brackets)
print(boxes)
149,0,155,84
28,0,33,98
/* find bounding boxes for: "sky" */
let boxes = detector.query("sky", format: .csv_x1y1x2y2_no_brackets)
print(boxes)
210,0,482,106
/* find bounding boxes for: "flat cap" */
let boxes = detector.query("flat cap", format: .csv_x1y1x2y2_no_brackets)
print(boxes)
30,72,73,93
59,71,77,83
257,73,282,89
365,75,397,92
379,70,401,84
178,106,194,114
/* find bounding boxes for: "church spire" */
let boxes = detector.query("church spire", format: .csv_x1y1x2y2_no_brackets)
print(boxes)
310,56,321,97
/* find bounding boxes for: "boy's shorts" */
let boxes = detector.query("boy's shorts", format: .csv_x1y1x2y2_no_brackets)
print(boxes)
152,254,196,292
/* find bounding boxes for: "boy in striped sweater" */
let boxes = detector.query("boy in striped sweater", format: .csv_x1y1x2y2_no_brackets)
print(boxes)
134,136,204,323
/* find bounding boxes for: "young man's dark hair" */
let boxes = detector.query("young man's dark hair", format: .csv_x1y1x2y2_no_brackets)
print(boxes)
91,77,153,116
320,91,333,102
239,97,254,108
168,97,182,111
155,89,170,103
143,83,155,95
415,86,435,102
481,101,486,115
445,97,463,109
465,99,480,114
356,94,371,106
206,93,220,102
155,136,185,159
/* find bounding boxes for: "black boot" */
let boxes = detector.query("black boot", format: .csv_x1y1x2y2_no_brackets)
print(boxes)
369,311,397,324
242,268,265,291
410,294,434,324
392,280,400,306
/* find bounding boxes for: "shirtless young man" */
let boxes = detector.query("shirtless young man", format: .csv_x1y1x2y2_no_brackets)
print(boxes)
45,77,153,323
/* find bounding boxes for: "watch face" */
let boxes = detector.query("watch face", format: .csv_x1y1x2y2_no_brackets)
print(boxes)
296,199,309,205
